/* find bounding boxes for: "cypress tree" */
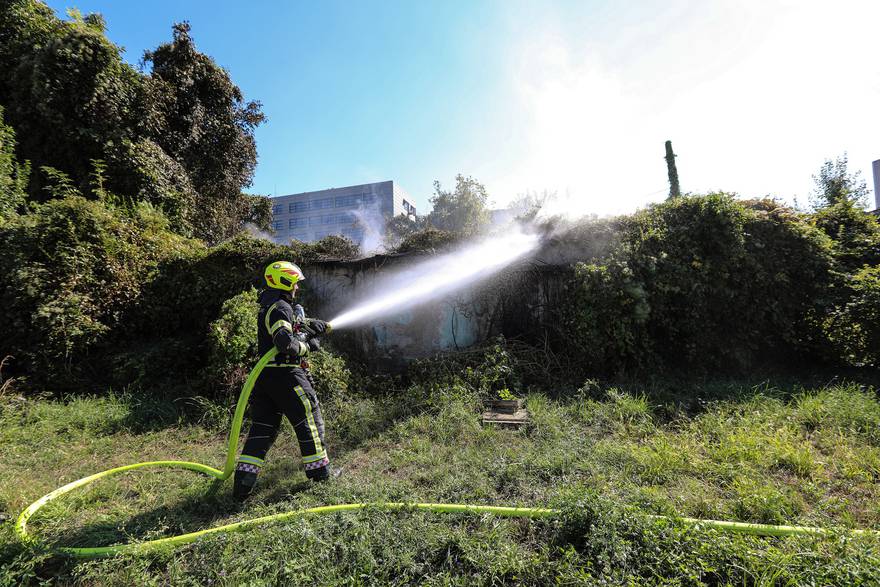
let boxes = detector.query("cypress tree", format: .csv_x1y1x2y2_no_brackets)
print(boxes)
665,140,681,198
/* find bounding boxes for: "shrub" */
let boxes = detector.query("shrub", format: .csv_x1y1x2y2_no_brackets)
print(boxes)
392,227,459,254
407,336,523,404
562,195,835,374
192,285,358,402
293,234,360,260
0,197,370,394
106,138,198,236
825,265,880,366
810,200,880,272
308,347,352,401
203,287,259,396
0,106,29,225
0,193,201,384
128,235,286,340
467,336,522,398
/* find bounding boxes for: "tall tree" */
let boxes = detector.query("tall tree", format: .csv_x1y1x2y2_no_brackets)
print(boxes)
0,3,268,242
428,174,490,235
384,212,428,249
508,189,555,221
0,2,140,197
143,22,265,242
810,153,869,209
809,154,880,271
665,140,681,198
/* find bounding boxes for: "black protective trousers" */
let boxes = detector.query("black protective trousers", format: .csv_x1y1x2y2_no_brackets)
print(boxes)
236,365,330,481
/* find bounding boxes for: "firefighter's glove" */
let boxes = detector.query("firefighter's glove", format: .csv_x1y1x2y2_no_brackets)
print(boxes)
308,338,321,352
293,340,310,357
303,318,331,336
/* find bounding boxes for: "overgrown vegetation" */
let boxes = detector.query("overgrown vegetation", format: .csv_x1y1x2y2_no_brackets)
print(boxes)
2,344,879,584
383,174,491,250
559,195,837,374
0,1,266,242
2,1,878,389
2,2,880,583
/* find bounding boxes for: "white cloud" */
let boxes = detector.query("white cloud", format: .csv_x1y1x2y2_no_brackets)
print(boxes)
486,0,880,217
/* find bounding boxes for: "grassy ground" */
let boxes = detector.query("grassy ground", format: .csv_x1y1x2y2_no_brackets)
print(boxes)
2,380,880,585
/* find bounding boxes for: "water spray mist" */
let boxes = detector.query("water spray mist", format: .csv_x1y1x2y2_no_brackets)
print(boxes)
329,227,542,330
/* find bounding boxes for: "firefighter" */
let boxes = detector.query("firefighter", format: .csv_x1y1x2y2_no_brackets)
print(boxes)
233,261,336,500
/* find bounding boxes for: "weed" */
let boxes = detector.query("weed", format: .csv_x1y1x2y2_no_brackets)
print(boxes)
629,435,692,484
796,385,880,444
731,478,803,525
575,388,654,437
0,356,16,399
772,444,820,478
3,380,880,584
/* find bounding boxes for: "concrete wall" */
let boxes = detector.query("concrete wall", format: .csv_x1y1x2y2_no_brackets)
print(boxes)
302,248,571,369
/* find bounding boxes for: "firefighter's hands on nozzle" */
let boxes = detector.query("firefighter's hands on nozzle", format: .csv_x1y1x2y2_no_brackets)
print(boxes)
302,318,331,336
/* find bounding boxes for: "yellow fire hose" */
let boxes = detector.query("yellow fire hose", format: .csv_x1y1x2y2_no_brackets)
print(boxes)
14,348,878,558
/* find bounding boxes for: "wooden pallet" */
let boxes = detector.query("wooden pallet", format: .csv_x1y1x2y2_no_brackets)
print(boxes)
484,399,523,414
481,407,529,428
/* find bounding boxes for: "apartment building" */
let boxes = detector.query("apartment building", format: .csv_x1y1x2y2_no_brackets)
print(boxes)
269,180,416,245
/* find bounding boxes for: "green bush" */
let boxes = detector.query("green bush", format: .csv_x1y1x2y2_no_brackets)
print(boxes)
0,193,201,384
202,286,358,403
811,200,880,272
464,336,522,398
203,287,259,396
406,336,524,407
825,265,880,367
131,234,360,339
106,138,198,235
111,234,362,396
0,106,29,225
308,348,352,400
392,227,459,254
295,234,360,260
562,195,835,374
0,195,367,394
128,235,284,340
564,261,651,373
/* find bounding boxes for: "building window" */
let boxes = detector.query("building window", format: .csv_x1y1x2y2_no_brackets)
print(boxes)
311,198,333,209
403,199,416,215
336,194,379,208
328,212,352,224
272,220,284,231
289,217,307,229
335,195,353,208
309,216,322,226
272,204,283,215
335,194,359,208
290,201,309,213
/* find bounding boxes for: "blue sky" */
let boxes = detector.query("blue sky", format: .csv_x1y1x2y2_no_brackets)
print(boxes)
45,1,880,215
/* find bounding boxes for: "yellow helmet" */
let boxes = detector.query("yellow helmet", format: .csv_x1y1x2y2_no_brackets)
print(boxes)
264,261,305,291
